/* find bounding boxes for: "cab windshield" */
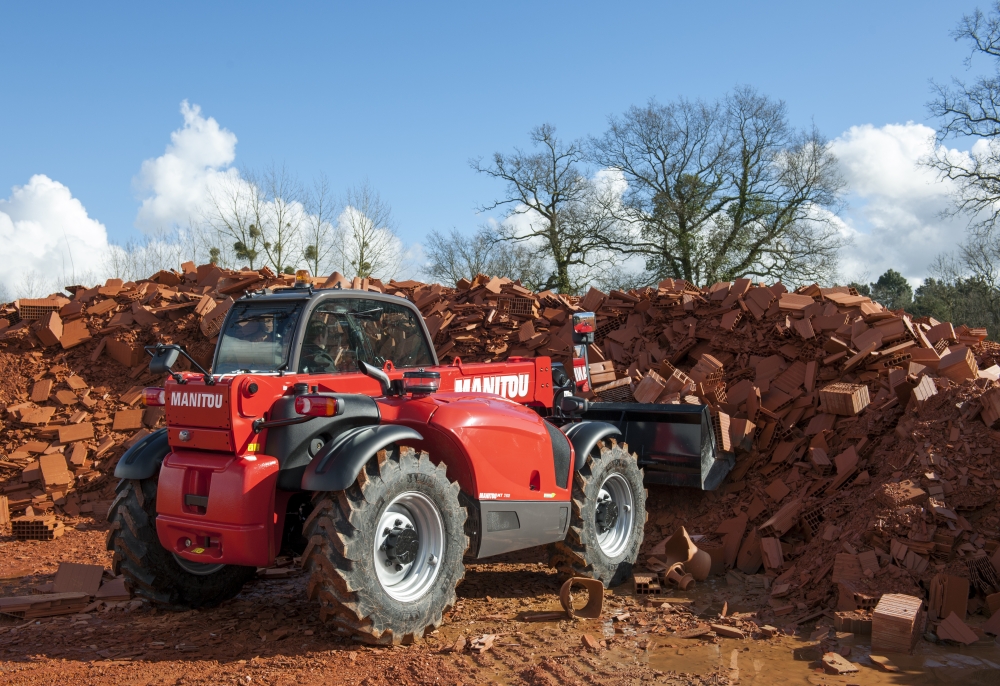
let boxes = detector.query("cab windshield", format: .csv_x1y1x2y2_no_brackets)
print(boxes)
214,302,302,374
298,298,434,374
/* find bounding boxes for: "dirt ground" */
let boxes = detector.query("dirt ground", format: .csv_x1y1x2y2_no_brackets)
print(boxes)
1,525,999,686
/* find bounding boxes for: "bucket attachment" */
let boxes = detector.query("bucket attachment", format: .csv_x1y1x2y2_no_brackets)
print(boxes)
579,402,734,490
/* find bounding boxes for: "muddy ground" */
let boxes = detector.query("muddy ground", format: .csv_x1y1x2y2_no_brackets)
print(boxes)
1,527,999,685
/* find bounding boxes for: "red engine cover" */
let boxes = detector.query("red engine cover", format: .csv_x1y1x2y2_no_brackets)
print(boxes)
378,393,572,503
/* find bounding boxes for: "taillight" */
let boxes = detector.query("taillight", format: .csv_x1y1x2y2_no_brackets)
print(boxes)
403,370,440,395
294,395,339,417
144,387,166,406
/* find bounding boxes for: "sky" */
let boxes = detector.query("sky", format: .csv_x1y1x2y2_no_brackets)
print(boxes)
0,1,992,293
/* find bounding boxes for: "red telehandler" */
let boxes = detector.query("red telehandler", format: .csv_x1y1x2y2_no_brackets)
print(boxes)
107,278,647,643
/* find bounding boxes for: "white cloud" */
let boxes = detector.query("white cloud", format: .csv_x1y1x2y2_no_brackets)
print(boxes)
134,100,239,231
0,174,111,297
829,122,972,285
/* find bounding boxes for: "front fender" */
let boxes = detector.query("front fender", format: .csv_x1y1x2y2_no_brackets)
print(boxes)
563,421,622,471
114,428,170,480
301,425,424,492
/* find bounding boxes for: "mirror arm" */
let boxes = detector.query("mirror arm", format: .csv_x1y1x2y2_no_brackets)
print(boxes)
145,344,215,386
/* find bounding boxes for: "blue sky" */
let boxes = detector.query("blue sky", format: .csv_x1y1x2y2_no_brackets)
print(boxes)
0,1,990,287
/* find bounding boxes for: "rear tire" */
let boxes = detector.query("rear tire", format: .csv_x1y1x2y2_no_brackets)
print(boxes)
106,478,256,608
302,446,467,644
549,440,646,587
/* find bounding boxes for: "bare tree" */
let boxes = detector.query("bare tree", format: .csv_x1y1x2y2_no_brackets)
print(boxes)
471,124,616,294
927,2,1000,233
256,165,305,274
204,172,266,269
592,89,845,286
302,173,338,277
423,227,548,289
335,181,403,279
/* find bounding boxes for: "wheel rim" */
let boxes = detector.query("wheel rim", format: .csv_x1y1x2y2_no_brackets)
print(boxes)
172,553,225,576
595,473,634,558
374,491,445,602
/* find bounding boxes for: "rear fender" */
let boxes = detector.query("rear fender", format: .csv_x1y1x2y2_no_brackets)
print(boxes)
562,421,622,471
114,428,170,480
301,425,424,492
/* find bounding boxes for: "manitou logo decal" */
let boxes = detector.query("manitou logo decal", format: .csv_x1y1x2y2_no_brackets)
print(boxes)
169,391,224,408
453,374,531,399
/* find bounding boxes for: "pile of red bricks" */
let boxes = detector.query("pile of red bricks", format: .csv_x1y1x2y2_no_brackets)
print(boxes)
2,267,1000,640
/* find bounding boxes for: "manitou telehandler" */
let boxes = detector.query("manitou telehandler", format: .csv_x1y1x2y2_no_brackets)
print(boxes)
107,275,649,644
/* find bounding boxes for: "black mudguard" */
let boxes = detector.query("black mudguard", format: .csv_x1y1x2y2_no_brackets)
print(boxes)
301,425,424,492
562,421,622,471
114,428,170,480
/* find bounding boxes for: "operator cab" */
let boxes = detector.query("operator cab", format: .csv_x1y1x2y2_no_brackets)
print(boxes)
212,286,437,378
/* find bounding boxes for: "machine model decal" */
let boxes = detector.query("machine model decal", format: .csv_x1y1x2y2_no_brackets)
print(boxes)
169,391,224,408
478,492,511,500
453,374,531,399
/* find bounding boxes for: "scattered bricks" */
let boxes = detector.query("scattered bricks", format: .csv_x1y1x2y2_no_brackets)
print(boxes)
593,378,636,403
559,577,604,619
34,311,63,346
689,354,724,386
29,378,53,402
929,573,969,621
835,610,873,635
89,336,108,362
759,499,802,537
764,478,790,503
0,495,8,526
16,297,66,321
113,409,144,432
65,374,88,390
821,652,859,675
720,309,742,331
778,293,814,311
633,370,667,404
857,550,879,576
588,360,616,385
87,298,117,316
39,453,74,487
68,443,88,468
106,337,144,368
581,634,602,652
831,554,863,584
760,537,783,570
937,346,979,382
632,573,661,595
0,592,89,618
57,422,94,443
53,389,78,405
200,296,234,337
53,562,105,595
819,382,870,416
872,594,924,654
59,318,91,349
711,411,732,452
937,611,978,645
94,436,116,457
926,321,956,345
910,374,937,407
711,624,745,639
982,387,1000,428
11,514,65,541
735,528,763,574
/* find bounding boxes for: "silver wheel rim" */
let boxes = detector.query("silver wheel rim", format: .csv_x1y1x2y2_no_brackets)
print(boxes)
172,553,225,576
374,491,445,602
595,473,634,558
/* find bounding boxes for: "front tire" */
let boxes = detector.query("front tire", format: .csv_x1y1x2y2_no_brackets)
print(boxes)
106,478,256,608
303,446,467,644
549,440,646,587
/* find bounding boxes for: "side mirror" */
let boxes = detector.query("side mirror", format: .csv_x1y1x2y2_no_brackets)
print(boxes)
572,312,596,345
558,394,589,415
149,346,180,375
